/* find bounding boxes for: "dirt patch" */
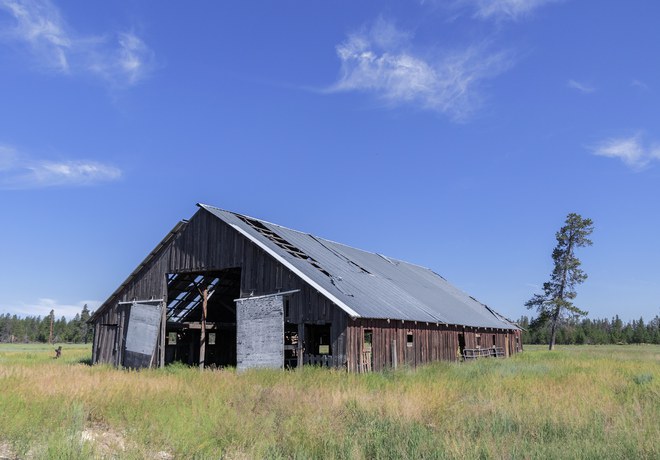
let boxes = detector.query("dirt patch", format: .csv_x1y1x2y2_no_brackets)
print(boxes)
0,442,16,460
80,424,127,455
80,425,173,459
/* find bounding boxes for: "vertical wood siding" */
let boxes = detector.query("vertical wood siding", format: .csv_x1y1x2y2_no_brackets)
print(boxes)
93,208,349,368
346,319,522,372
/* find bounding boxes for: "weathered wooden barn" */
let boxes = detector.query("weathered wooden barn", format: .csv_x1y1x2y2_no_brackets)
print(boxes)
90,204,521,372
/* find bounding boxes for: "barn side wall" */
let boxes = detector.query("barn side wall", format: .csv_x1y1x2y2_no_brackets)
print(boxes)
346,319,522,372
92,208,349,368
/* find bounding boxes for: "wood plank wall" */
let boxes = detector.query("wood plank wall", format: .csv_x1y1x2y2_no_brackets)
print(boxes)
346,319,522,372
92,208,349,368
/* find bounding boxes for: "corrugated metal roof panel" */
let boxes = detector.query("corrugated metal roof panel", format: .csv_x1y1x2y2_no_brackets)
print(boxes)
200,204,517,330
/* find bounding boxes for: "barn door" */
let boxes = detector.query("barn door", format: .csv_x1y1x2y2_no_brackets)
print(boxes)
236,294,284,371
123,302,162,369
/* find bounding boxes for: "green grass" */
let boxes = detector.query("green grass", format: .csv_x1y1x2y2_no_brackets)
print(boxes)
0,344,658,459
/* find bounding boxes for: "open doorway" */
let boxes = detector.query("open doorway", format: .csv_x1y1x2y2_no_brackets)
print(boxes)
164,268,241,367
304,324,332,366
458,333,466,360
284,322,299,369
361,329,373,372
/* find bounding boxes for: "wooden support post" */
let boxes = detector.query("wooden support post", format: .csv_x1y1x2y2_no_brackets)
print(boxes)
199,288,208,370
160,301,166,368
91,323,98,363
117,308,125,366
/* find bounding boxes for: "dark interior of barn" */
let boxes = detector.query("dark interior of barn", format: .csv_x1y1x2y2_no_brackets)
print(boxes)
162,269,330,370
164,268,241,367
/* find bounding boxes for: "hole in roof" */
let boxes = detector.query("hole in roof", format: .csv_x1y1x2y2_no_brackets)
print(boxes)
236,214,337,280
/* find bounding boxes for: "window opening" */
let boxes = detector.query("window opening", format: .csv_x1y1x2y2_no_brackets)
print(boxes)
406,332,414,347
363,330,373,351
476,334,482,349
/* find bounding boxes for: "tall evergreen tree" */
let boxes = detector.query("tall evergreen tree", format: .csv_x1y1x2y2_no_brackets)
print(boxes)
80,304,92,343
69,314,82,343
611,315,624,343
632,317,648,344
526,213,594,350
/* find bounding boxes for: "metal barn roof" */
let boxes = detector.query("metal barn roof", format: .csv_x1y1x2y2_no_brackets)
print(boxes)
200,204,518,330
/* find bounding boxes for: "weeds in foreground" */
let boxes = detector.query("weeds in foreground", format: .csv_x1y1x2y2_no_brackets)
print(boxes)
0,344,658,459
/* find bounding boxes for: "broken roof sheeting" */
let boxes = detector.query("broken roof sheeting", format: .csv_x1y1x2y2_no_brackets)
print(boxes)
200,204,517,330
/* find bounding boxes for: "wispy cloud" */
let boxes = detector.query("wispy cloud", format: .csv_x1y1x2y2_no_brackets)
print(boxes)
468,0,563,21
631,79,648,91
591,134,660,171
7,298,101,320
0,0,71,71
0,0,155,86
87,31,155,86
568,79,595,94
329,18,513,120
0,144,121,189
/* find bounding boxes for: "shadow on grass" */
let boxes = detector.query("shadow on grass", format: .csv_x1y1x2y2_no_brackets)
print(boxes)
77,357,93,366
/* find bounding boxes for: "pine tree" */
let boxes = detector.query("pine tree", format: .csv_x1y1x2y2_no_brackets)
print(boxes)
632,317,648,344
526,213,594,350
69,314,82,342
80,304,92,344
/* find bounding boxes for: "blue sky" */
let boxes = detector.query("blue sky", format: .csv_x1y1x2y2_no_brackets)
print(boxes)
1,0,659,323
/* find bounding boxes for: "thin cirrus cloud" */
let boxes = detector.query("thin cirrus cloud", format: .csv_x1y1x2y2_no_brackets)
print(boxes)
0,0,155,86
567,79,595,94
0,145,122,189
591,134,660,171
467,0,563,21
631,79,649,90
328,18,513,120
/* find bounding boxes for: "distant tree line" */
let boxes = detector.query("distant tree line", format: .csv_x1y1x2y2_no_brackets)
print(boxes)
518,314,660,345
0,305,93,344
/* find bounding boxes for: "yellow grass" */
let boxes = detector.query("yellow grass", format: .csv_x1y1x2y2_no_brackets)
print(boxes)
0,343,658,459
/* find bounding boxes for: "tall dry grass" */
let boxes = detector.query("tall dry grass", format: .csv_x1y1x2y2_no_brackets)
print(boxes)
0,343,658,459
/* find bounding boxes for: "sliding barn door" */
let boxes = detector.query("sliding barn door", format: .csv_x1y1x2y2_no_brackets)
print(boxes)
236,295,284,371
123,302,162,369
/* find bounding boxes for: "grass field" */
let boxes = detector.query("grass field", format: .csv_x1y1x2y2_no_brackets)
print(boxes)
0,343,658,459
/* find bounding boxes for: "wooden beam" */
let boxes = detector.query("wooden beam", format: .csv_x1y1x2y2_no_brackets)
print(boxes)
183,322,235,330
160,301,166,368
199,287,208,370
92,322,99,363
